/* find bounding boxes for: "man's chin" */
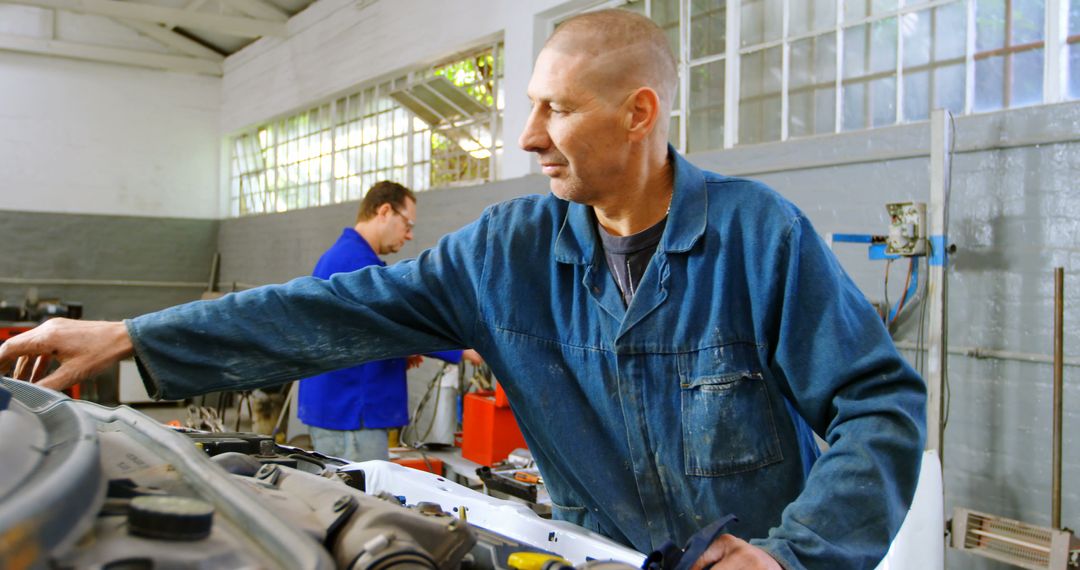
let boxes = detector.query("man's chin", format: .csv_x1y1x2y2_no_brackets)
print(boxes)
548,178,571,200
549,179,588,204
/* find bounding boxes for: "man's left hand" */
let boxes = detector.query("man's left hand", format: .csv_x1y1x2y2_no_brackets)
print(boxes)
688,535,782,570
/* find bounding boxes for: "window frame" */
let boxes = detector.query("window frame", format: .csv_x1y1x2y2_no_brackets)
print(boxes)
575,0,1079,153
228,42,503,217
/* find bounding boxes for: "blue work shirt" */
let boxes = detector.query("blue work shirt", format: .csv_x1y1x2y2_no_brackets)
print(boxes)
297,227,462,430
128,149,926,569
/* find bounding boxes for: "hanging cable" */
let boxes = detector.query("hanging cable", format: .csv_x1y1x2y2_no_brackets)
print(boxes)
401,363,450,448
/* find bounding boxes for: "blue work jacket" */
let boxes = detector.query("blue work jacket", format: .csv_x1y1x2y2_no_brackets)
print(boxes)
128,149,926,569
297,228,462,430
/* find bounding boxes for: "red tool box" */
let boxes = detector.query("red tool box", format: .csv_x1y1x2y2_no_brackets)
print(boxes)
391,456,445,475
461,385,528,467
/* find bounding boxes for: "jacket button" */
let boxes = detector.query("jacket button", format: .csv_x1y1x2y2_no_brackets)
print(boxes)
592,286,601,294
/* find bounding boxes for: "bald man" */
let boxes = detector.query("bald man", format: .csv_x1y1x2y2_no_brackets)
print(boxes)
3,10,925,569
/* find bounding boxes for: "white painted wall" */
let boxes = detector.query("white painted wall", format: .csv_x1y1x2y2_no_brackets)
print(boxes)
222,0,598,182
0,50,221,218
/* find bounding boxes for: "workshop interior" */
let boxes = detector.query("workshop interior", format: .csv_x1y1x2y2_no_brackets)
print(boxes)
1,0,1078,569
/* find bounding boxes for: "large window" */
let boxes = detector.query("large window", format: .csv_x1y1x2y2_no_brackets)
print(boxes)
587,0,1079,152
229,45,502,217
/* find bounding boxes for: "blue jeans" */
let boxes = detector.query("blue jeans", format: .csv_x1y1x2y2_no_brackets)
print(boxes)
308,426,389,462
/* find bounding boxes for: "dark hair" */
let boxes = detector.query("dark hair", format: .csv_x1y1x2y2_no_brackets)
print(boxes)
356,181,416,223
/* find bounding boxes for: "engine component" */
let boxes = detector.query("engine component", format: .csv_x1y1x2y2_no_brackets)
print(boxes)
127,496,215,541
1,376,638,570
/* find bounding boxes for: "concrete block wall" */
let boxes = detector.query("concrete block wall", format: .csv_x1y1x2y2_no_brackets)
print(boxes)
0,210,218,320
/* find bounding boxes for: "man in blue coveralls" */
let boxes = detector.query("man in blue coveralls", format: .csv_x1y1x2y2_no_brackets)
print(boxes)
298,180,481,461
4,9,926,569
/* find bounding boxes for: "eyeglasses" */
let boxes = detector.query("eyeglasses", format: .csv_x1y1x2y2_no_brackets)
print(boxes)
392,207,415,230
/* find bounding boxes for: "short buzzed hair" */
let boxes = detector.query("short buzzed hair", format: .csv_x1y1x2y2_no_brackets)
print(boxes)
546,9,678,112
356,181,415,223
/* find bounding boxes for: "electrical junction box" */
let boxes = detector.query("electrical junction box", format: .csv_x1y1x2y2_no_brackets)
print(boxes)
885,202,927,256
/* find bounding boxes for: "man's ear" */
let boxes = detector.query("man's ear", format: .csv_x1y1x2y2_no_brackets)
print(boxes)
376,202,393,217
624,87,661,142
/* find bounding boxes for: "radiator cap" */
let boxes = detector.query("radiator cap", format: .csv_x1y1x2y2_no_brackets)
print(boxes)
128,495,214,541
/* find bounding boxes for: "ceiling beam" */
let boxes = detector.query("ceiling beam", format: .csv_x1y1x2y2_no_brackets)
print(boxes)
1,0,287,38
0,32,223,75
121,20,224,59
228,0,288,22
164,0,207,32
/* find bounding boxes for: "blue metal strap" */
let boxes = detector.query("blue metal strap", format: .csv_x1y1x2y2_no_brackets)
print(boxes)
929,235,947,266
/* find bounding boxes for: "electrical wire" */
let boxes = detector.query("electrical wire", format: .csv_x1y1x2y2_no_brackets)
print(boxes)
894,259,915,320
942,109,956,432
883,258,894,325
401,362,454,448
888,257,925,335
916,262,929,378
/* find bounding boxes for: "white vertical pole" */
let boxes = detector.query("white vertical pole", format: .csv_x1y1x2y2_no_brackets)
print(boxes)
1045,0,1067,104
781,0,790,141
680,0,689,151
835,0,844,133
725,0,740,147
896,6,905,124
963,0,976,114
925,108,951,462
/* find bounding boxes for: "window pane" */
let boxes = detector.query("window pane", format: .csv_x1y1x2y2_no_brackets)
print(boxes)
1011,0,1044,45
739,46,782,144
651,0,681,63
870,18,898,74
974,55,1005,111
903,3,965,122
1072,0,1080,35
668,115,681,148
904,70,931,121
843,19,897,130
1070,44,1080,100
935,63,966,114
843,82,867,130
790,33,836,137
844,20,898,77
845,0,899,23
935,2,967,60
870,76,897,126
976,0,1006,51
790,0,836,36
903,10,933,69
740,0,782,47
688,60,725,151
1011,48,1043,107
691,0,726,59
791,33,837,89
842,75,896,131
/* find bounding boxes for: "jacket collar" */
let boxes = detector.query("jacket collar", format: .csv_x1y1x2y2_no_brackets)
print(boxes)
554,145,708,265
344,227,386,266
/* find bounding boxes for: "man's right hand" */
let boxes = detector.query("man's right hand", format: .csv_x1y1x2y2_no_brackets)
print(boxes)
0,318,134,392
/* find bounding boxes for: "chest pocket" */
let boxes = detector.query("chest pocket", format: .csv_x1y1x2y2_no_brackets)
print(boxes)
679,342,783,477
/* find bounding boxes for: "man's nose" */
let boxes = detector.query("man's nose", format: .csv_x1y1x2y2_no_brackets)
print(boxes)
518,108,549,153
